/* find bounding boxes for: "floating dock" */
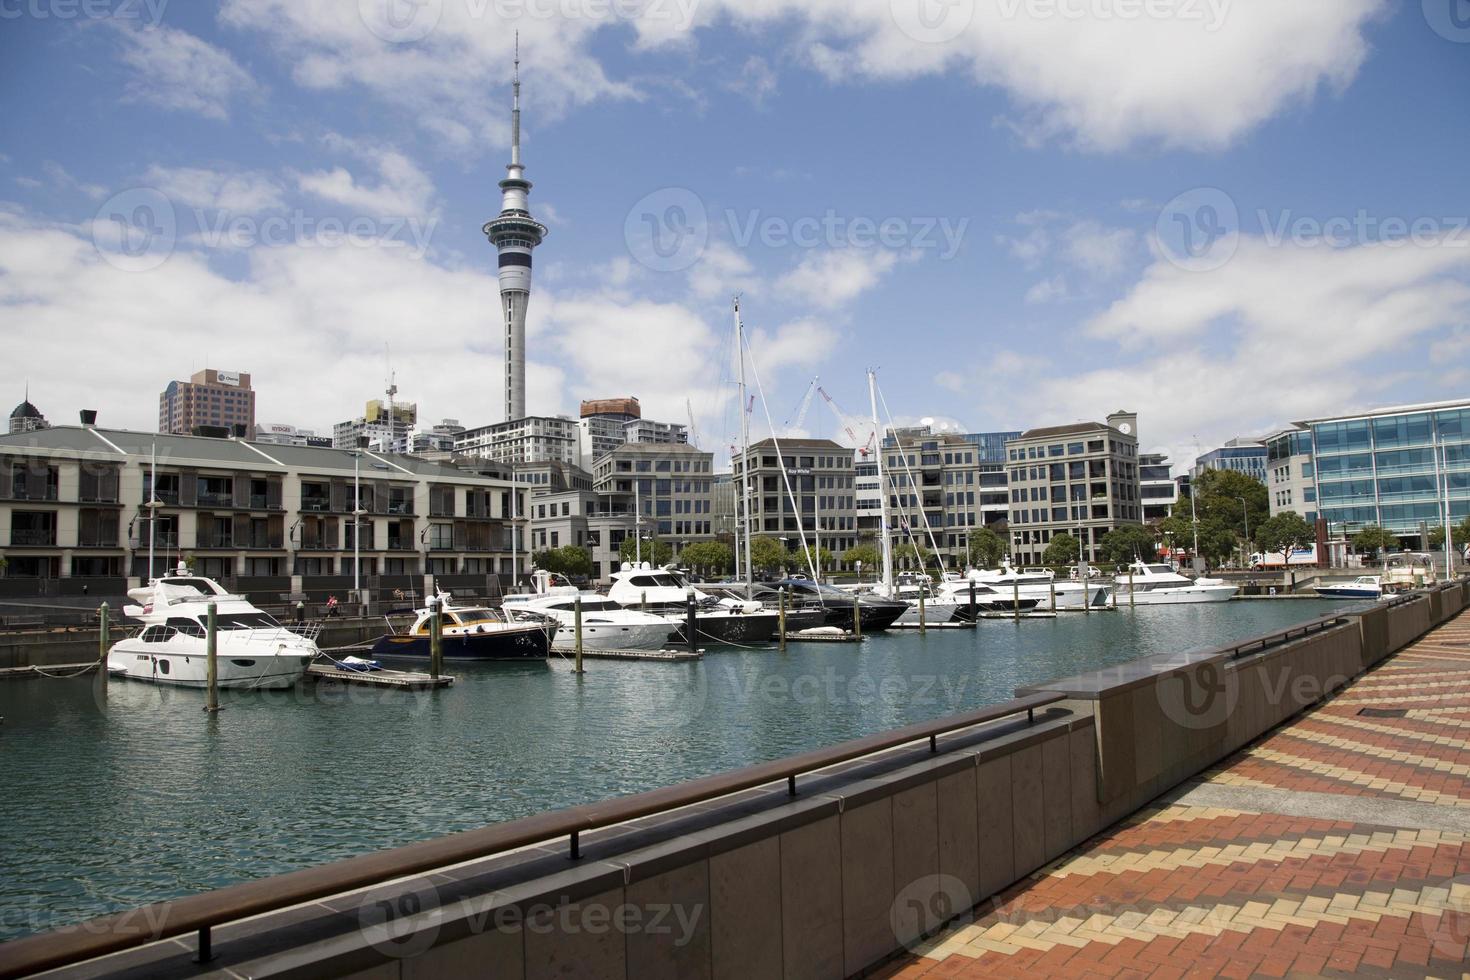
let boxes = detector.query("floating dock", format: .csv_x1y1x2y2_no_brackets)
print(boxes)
562,648,703,662
977,612,1059,620
784,631,863,643
306,663,454,689
889,621,977,631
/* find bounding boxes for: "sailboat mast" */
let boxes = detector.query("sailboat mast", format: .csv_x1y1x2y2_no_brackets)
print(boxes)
148,440,157,581
869,370,894,592
736,298,753,589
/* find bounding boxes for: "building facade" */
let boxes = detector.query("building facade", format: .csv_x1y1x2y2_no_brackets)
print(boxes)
733,438,858,568
255,423,332,449
1265,399,1470,546
1140,452,1180,523
1005,412,1142,565
592,443,716,559
159,369,255,438
1193,439,1268,483
333,400,418,453
455,415,582,466
880,426,1016,569
0,425,522,600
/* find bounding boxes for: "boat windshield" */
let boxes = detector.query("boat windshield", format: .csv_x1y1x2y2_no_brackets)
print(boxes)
627,574,684,588
547,599,620,612
158,578,223,595
215,612,282,630
1144,565,1174,575
450,610,503,626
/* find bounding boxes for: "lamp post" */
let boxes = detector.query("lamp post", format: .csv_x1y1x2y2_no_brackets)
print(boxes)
1234,495,1251,569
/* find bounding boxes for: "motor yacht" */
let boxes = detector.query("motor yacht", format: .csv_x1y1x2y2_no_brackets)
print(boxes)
1113,562,1238,605
608,564,782,644
1313,575,1385,600
502,571,680,651
371,591,555,662
938,561,1109,611
108,565,317,689
766,579,910,632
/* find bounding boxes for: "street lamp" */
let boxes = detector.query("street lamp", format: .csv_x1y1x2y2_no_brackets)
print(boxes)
1234,496,1251,569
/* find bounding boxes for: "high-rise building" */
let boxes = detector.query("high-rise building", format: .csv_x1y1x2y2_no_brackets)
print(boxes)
592,442,716,556
455,416,581,466
483,42,546,422
1264,398,1470,547
879,426,1018,568
333,400,418,453
576,397,689,463
158,369,255,437
1140,453,1180,523
1005,411,1142,565
410,419,466,455
733,438,858,566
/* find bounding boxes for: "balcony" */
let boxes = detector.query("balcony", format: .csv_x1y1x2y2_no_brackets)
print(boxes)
145,490,180,505
300,498,332,513
78,494,120,505
242,535,285,550
196,534,235,550
76,535,119,548
386,502,415,516
10,529,57,546
8,489,59,502
197,493,235,508
248,494,272,510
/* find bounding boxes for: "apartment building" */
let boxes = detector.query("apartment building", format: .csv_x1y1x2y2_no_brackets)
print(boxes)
1005,411,1142,565
591,442,716,560
880,426,1017,568
733,438,858,565
0,425,522,601
158,369,255,438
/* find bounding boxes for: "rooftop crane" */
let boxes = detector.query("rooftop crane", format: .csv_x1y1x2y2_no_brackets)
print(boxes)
817,386,876,456
784,376,819,435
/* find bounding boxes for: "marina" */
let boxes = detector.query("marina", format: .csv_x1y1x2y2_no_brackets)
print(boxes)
0,598,1362,941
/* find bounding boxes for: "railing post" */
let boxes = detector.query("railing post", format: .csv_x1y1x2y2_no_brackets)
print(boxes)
196,925,212,964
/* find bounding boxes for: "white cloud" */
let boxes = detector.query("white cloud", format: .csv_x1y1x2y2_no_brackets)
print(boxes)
1063,221,1136,279
726,55,778,106
1025,275,1068,305
297,139,436,217
142,166,285,213
216,0,1385,156
775,248,900,309
688,241,756,301
113,24,258,121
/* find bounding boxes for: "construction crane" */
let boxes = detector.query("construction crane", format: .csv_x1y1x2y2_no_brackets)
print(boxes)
784,376,819,435
685,398,699,448
817,386,876,456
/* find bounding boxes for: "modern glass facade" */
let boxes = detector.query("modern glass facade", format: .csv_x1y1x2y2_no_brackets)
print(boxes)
1267,402,1470,541
1194,444,1267,482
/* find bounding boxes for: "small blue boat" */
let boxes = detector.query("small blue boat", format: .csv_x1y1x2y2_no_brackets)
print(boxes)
1313,575,1384,600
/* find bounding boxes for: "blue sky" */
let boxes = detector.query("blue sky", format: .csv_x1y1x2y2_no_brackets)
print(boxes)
3,0,1469,470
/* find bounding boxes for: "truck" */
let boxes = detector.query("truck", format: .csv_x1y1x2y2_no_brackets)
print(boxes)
1251,546,1319,569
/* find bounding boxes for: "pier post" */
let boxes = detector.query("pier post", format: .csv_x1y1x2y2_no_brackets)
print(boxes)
1128,568,1135,609
574,595,584,674
205,602,219,713
1083,572,1091,615
968,582,976,621
918,589,926,633
97,602,109,696
853,597,862,640
428,596,443,681
778,588,787,651
686,593,698,657
1049,579,1056,613
1013,581,1020,622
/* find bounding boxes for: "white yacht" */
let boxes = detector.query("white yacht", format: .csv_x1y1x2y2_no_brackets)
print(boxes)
1313,575,1385,600
607,563,782,644
502,571,679,651
939,562,1112,610
108,565,317,689
1113,562,1238,605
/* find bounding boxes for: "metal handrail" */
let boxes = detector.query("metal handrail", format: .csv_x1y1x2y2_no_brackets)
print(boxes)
0,691,1063,978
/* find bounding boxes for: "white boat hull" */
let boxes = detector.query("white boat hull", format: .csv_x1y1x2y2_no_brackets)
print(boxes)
107,642,311,689
1115,586,1238,605
550,620,678,652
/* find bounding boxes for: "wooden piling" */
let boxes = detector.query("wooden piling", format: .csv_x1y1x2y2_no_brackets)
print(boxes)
853,597,862,640
574,595,585,674
1013,581,1020,622
97,602,109,695
686,594,699,658
918,589,926,634
205,602,219,713
429,597,443,681
778,588,787,652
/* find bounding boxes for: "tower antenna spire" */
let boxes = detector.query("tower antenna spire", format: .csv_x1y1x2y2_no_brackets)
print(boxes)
511,31,521,167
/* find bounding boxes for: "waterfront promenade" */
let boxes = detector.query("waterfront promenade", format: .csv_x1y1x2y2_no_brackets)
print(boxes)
883,613,1470,978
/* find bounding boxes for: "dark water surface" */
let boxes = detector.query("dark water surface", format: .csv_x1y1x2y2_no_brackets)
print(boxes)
0,600,1359,939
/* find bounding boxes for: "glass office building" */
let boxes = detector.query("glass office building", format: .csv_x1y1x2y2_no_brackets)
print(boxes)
1266,400,1470,544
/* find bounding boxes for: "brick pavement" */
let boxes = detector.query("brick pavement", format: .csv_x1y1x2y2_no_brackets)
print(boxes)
876,613,1470,978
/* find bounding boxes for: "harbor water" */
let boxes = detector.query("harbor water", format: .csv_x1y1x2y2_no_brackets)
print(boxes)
0,600,1360,940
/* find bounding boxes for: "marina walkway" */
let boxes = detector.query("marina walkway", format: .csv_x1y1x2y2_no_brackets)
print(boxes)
881,613,1470,979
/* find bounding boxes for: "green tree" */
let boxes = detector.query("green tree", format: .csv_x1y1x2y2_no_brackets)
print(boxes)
1352,525,1400,559
618,536,673,567
966,526,1009,569
1042,533,1081,569
896,541,934,572
1191,469,1269,540
680,541,733,578
1428,518,1470,551
1254,512,1314,564
842,541,881,575
1195,518,1241,566
1098,524,1158,566
533,545,593,578
797,546,834,577
748,536,788,576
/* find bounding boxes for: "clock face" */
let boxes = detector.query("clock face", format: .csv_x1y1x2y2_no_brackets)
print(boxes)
1119,423,1132,435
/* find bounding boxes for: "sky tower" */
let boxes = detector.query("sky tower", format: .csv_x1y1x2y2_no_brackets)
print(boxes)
483,36,547,422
